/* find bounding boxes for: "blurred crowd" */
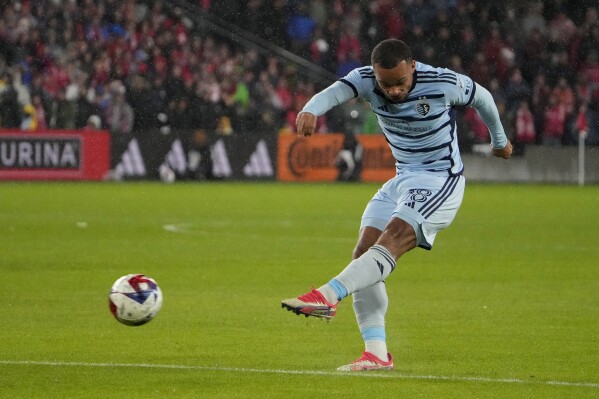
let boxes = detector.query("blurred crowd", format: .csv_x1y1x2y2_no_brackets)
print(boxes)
0,0,598,147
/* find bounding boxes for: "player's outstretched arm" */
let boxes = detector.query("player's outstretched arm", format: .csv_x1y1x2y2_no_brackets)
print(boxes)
296,112,317,137
492,140,513,159
297,80,356,137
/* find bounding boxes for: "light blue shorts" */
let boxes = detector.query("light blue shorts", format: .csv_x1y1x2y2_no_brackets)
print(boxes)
361,171,465,250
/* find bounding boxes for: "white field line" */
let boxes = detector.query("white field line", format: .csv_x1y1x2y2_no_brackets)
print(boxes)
0,360,597,389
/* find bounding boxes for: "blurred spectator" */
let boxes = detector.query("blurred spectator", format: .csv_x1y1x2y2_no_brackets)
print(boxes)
20,104,37,131
546,50,576,86
83,114,102,131
469,52,491,86
522,27,548,82
0,73,21,128
127,74,157,130
481,23,509,80
336,50,362,78
31,94,47,130
514,100,537,145
547,11,577,50
0,0,598,150
504,68,531,116
487,77,508,129
260,0,289,47
336,27,361,66
187,129,213,180
582,99,599,145
404,0,436,33
454,24,478,69
580,50,599,102
552,77,575,115
531,73,551,142
287,2,316,58
169,97,194,130
49,88,77,129
379,1,405,40
309,0,328,28
520,2,547,39
334,132,363,182
309,27,333,69
542,97,567,145
577,21,599,68
215,115,233,136
105,92,134,136
463,107,490,144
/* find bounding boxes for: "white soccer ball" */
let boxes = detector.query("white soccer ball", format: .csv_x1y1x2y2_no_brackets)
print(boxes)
109,274,163,326
159,164,176,183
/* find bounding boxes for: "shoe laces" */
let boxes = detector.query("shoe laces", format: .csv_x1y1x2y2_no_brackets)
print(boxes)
354,351,390,365
298,289,331,305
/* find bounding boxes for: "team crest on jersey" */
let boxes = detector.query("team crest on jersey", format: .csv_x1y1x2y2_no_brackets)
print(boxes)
416,97,431,116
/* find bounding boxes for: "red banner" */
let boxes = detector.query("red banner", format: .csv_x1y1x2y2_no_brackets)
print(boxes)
0,129,110,180
277,134,396,182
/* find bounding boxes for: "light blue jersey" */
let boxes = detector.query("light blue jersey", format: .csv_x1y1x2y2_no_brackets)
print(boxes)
302,62,507,176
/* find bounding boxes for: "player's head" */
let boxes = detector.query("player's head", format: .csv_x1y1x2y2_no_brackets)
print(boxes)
371,39,416,103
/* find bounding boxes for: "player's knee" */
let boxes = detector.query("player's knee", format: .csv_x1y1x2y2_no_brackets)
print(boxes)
378,218,417,258
384,218,414,239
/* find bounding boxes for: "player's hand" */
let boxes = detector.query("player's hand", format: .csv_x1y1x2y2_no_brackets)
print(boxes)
492,140,512,159
296,112,317,137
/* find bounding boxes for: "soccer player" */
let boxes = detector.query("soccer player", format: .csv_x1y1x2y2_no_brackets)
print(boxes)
281,39,512,371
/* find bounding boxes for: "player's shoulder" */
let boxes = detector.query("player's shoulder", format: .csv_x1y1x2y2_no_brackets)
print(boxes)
343,66,375,82
414,61,475,99
340,66,376,97
415,62,460,84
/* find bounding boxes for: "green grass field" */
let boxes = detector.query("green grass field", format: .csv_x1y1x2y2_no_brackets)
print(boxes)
1,181,598,398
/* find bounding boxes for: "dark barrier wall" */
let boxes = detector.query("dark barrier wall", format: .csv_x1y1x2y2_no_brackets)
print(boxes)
0,129,110,180
111,129,277,181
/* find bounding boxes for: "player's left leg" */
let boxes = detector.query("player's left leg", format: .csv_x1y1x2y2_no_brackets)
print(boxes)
349,227,392,364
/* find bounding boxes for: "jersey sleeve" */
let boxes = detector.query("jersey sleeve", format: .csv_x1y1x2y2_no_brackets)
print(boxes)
301,80,357,116
444,69,476,107
438,68,507,149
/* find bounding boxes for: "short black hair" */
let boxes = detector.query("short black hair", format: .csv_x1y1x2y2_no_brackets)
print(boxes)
371,39,413,69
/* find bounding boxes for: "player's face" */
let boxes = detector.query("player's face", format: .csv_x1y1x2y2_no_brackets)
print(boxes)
374,60,416,102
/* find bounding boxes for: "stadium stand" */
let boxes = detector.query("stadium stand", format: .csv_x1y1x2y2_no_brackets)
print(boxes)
0,0,598,146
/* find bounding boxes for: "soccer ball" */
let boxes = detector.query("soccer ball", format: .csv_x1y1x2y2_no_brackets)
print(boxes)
109,274,163,326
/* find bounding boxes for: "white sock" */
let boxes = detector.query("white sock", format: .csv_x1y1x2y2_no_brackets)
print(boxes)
335,245,396,295
317,284,339,304
365,340,389,361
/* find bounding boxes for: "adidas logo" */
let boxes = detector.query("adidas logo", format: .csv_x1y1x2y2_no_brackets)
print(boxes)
375,259,384,276
212,139,232,177
243,140,273,177
164,139,187,174
115,138,146,177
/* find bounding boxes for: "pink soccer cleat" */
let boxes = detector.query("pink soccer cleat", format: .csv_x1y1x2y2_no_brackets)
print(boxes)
281,289,337,320
336,351,394,371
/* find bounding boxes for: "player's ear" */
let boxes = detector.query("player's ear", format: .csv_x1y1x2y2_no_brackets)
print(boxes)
410,60,416,71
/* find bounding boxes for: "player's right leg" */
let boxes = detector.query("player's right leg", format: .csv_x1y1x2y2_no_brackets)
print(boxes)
282,180,407,319
280,237,403,319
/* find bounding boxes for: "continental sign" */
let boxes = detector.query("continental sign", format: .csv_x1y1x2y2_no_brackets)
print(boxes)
277,134,396,182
